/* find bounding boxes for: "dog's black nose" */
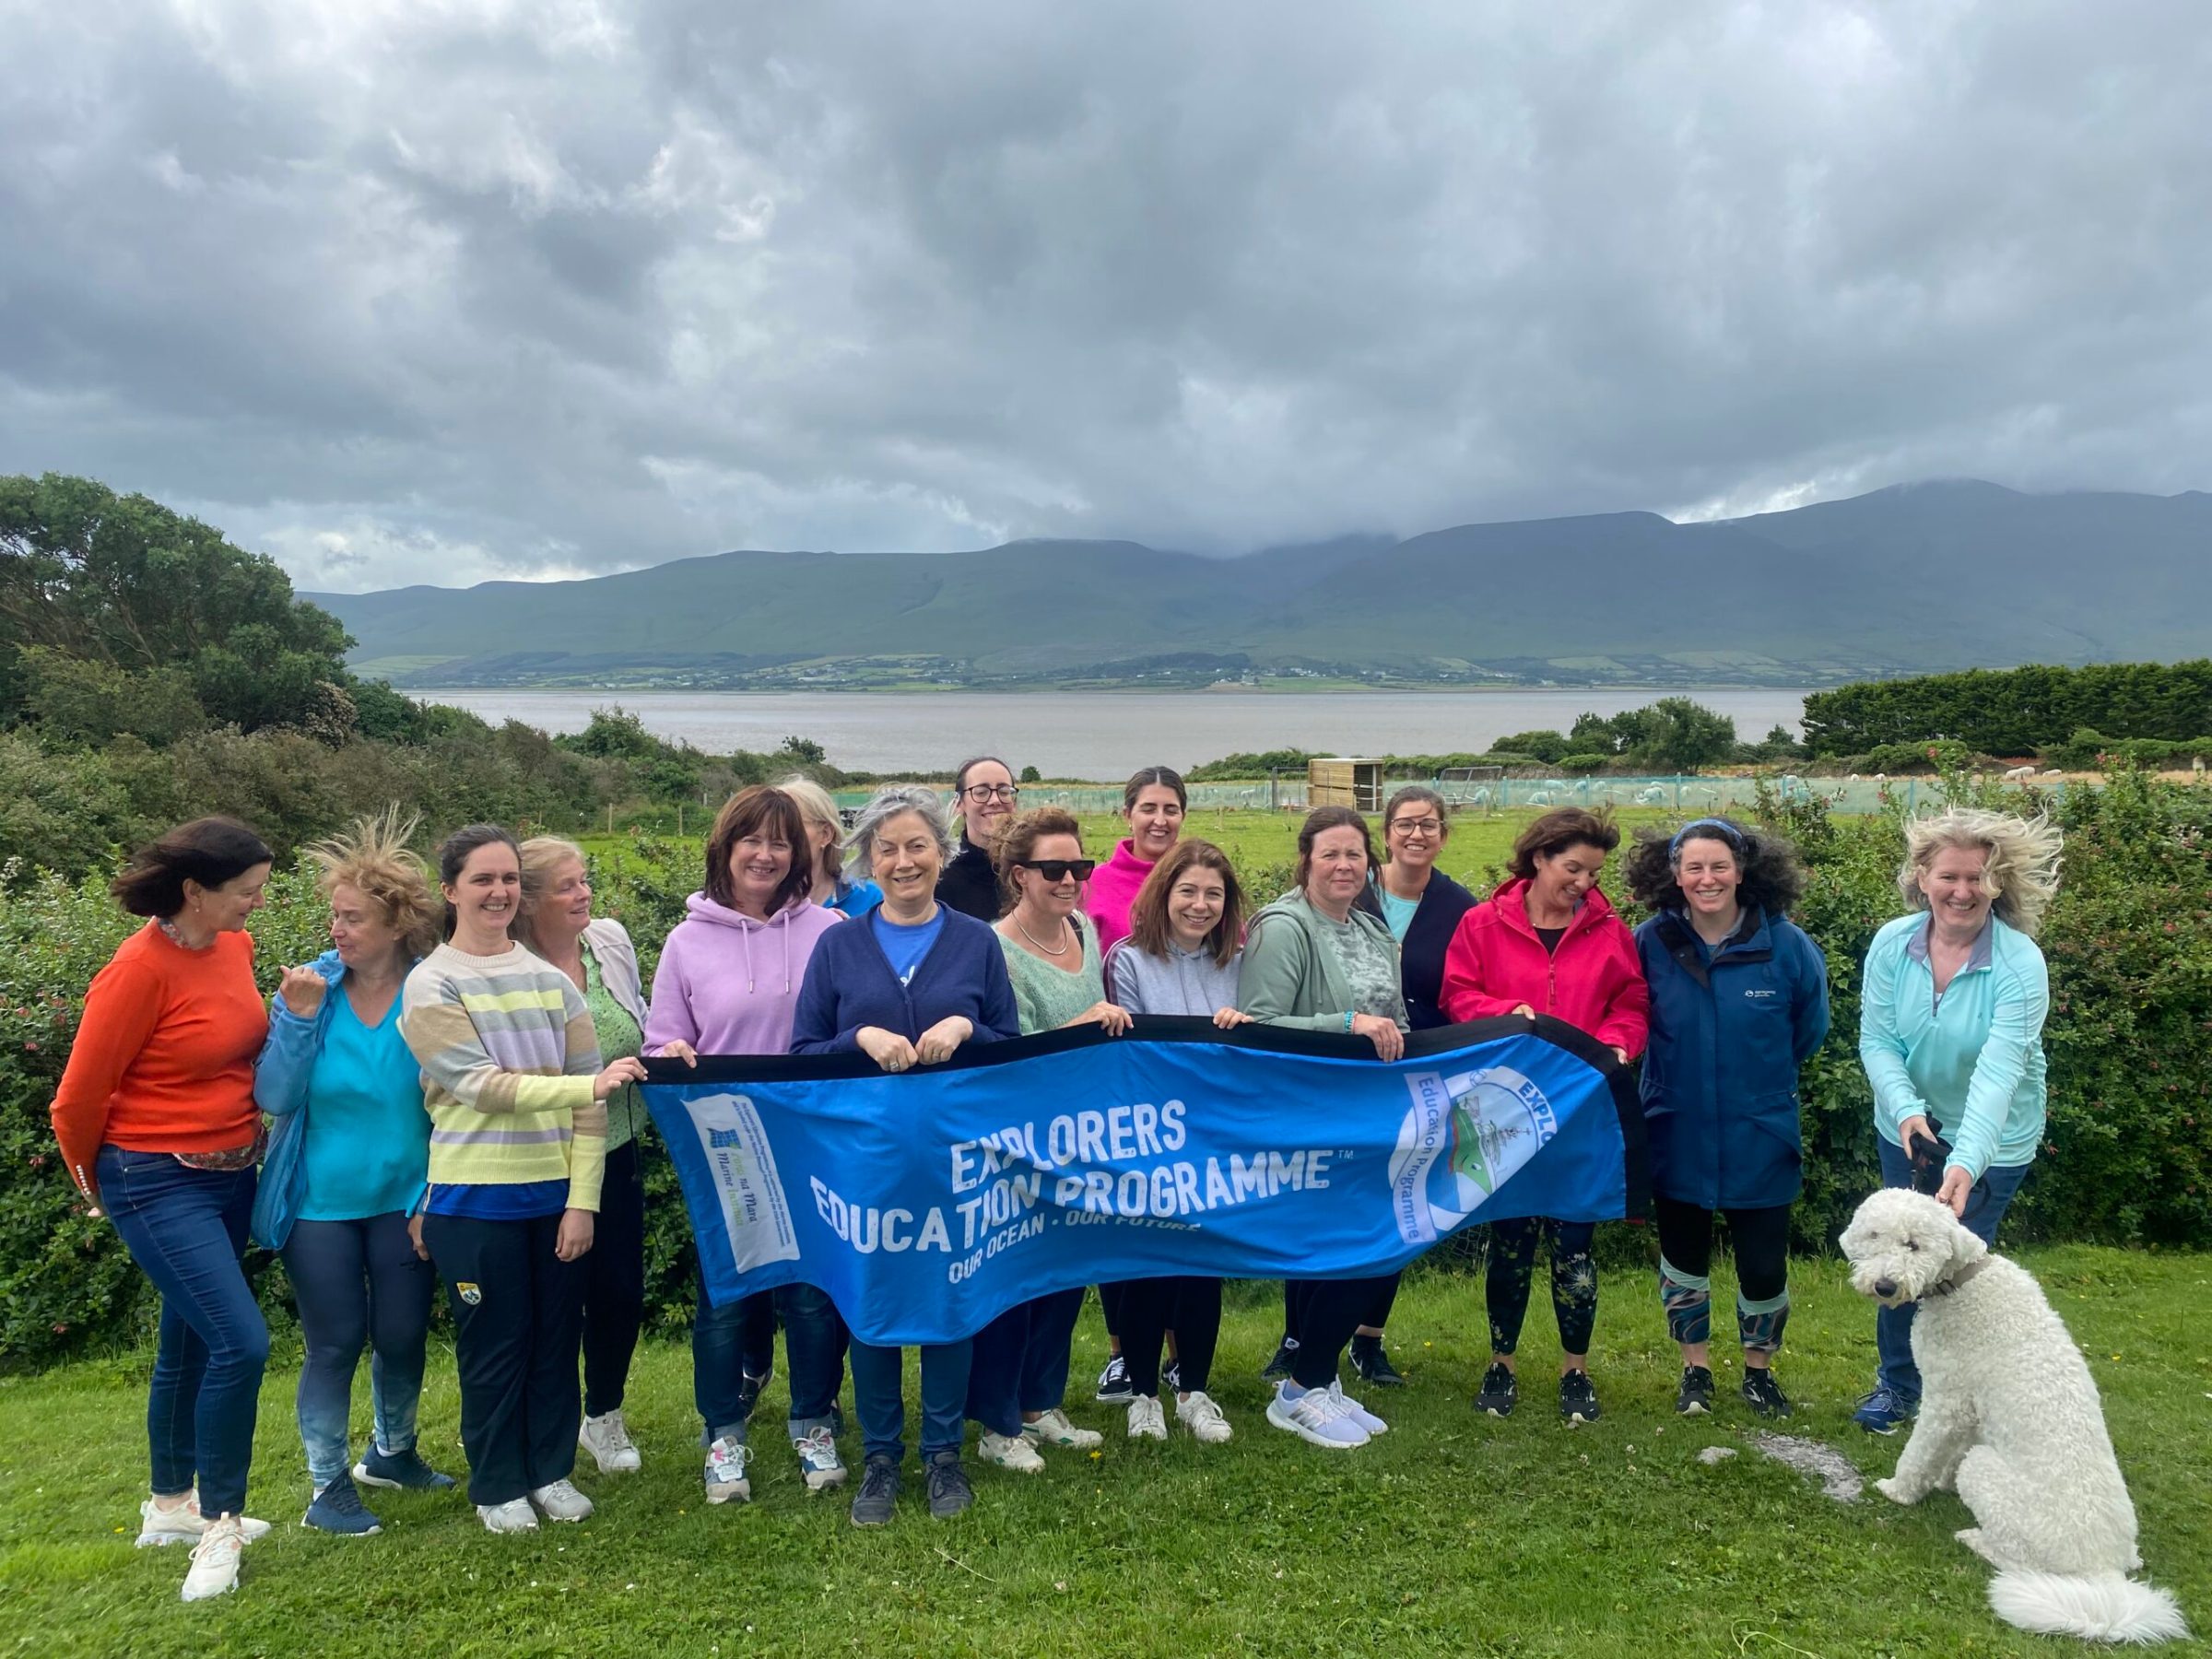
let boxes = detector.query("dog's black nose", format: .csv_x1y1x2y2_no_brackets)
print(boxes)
1873,1278,1898,1298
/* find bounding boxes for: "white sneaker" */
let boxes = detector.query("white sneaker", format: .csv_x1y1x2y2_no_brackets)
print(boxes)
528,1477,593,1523
794,1426,848,1491
136,1493,271,1549
180,1513,246,1602
978,1430,1046,1473
1020,1408,1103,1450
1176,1390,1234,1444
1265,1382,1370,1449
1126,1396,1168,1441
477,1498,538,1534
704,1434,752,1504
579,1409,641,1473
1329,1379,1389,1436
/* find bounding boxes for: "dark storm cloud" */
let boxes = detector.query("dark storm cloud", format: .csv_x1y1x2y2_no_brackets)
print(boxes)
2,0,2207,590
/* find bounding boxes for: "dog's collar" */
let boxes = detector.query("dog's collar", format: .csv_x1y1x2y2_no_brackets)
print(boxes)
1927,1256,1994,1298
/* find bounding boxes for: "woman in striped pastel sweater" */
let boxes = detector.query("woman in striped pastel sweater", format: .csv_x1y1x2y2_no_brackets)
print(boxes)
400,825,646,1535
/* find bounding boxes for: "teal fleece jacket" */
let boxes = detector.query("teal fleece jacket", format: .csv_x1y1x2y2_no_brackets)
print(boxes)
1858,911,2050,1181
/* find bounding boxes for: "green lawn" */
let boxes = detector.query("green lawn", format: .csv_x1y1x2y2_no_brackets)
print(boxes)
3,1249,2203,1657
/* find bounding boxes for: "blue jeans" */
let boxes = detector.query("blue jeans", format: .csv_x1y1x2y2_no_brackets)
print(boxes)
97,1147,269,1516
1874,1136,2031,1401
965,1287,1085,1437
282,1213,435,1486
692,1281,850,1441
849,1338,972,1465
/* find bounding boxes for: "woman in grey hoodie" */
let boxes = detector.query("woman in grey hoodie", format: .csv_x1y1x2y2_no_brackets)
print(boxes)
1237,806,1408,1451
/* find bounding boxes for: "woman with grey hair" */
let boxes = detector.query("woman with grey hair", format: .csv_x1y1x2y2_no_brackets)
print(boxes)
790,785,1022,1525
1852,806,2063,1435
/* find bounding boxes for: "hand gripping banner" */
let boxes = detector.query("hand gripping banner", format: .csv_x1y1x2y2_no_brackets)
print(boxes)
643,1016,1647,1347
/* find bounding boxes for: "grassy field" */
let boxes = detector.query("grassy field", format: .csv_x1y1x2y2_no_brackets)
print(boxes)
4,1249,2203,1658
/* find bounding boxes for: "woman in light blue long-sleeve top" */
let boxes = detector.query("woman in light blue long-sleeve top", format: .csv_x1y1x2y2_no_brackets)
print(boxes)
1852,807,2062,1435
253,814,456,1533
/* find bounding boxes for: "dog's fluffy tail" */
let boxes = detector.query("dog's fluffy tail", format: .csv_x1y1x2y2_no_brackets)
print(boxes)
1989,1569,2190,1644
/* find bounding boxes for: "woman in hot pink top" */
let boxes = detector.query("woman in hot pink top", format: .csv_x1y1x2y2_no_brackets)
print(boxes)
1084,766,1186,960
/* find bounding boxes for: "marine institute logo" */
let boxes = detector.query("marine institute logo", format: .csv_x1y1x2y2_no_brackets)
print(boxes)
1387,1065,1558,1245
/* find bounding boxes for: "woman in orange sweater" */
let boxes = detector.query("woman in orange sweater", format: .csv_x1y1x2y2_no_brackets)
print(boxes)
49,818,278,1605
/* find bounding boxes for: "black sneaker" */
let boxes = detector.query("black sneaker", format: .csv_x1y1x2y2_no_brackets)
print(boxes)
1095,1354,1134,1404
849,1456,900,1527
1348,1334,1406,1387
1161,1358,1182,1394
353,1444,457,1491
924,1452,973,1519
1559,1369,1602,1425
1675,1364,1714,1417
1741,1368,1793,1418
1260,1336,1299,1381
1475,1361,1518,1418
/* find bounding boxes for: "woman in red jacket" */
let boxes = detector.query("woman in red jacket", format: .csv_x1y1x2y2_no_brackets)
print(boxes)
1440,807,1647,1426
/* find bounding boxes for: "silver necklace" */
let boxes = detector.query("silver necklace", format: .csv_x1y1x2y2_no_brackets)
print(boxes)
1014,913,1072,957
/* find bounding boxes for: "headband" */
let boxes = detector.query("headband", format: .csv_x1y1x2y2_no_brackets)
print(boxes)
1670,818,1747,856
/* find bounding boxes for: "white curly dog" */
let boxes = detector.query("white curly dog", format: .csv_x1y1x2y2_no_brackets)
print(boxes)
1841,1188,2188,1644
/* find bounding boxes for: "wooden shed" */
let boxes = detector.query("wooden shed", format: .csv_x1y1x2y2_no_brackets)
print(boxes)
1307,757,1386,812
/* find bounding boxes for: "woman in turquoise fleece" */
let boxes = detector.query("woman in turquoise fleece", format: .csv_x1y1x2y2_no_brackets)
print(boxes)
1852,806,2063,1434
252,813,457,1534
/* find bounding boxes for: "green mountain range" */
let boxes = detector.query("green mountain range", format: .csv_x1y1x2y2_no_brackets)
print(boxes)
313,481,2212,689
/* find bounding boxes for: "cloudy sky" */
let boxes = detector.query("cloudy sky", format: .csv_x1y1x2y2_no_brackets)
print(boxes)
4,1,2208,592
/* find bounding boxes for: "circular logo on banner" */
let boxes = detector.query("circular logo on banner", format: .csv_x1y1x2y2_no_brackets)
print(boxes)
1402,1066,1559,1237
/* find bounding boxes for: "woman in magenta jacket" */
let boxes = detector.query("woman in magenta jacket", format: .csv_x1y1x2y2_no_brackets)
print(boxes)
1439,807,1648,1426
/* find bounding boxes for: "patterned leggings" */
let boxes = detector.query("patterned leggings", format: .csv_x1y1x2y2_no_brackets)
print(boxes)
1485,1217,1597,1356
1653,1196,1792,1354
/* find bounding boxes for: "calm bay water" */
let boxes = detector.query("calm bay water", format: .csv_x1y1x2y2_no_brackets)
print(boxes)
418,688,1814,781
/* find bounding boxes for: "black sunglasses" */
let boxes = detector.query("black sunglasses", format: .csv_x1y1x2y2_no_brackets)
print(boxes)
1019,858,1096,882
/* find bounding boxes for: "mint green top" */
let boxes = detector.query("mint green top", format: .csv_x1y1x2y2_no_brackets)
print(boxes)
582,948,643,1151
997,918,1106,1035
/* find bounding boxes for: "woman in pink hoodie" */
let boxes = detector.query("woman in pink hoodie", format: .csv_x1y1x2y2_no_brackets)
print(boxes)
1439,806,1648,1429
644,786,845,1507
1085,765,1188,960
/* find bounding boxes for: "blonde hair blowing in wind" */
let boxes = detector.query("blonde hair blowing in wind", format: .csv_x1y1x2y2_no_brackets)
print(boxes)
1898,807,2064,938
304,807,441,959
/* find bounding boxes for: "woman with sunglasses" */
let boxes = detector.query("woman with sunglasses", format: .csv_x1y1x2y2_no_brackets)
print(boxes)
936,757,1022,921
965,807,1127,1474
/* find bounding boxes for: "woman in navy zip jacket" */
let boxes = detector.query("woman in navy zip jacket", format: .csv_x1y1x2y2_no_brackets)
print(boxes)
1624,818,1829,1420
788,785,1021,1527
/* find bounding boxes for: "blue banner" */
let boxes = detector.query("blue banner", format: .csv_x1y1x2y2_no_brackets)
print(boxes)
643,1017,1645,1347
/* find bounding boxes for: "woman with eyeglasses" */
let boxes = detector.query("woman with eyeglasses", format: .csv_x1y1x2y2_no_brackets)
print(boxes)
936,757,1022,921
968,807,1126,1472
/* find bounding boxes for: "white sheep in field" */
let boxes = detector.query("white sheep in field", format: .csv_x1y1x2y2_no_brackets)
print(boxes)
1525,791,1553,807
2042,768,2065,778
1634,785,1666,806
2004,764,2037,782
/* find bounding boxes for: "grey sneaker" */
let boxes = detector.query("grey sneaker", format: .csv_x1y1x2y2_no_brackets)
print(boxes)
925,1452,973,1519
849,1456,900,1527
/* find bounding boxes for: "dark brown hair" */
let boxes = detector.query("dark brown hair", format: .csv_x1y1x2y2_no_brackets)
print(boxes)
703,786,813,914
1127,839,1245,969
1507,807,1619,880
1382,784,1451,860
992,806,1084,913
435,823,520,941
111,817,273,919
1294,805,1378,889
1123,765,1188,812
1623,820,1807,916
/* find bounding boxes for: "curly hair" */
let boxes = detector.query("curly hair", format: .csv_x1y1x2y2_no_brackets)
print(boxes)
1622,818,1807,917
1506,807,1618,880
304,808,441,959
992,806,1085,912
1899,807,2064,938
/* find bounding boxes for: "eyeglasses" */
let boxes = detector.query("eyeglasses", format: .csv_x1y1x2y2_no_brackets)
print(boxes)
1390,817,1445,836
1019,859,1096,881
962,783,1020,803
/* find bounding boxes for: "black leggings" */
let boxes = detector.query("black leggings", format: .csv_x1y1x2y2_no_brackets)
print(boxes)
580,1139,646,1417
1282,1271,1399,1344
1283,1276,1399,1390
1486,1218,1597,1356
1112,1277,1220,1395
1653,1196,1793,1353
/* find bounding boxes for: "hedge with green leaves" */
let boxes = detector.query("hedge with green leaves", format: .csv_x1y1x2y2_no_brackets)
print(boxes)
5,768,2206,1369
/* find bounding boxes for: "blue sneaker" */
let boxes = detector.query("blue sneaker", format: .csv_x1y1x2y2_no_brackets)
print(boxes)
1852,1386,1918,1435
303,1471,382,1535
354,1445,458,1490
